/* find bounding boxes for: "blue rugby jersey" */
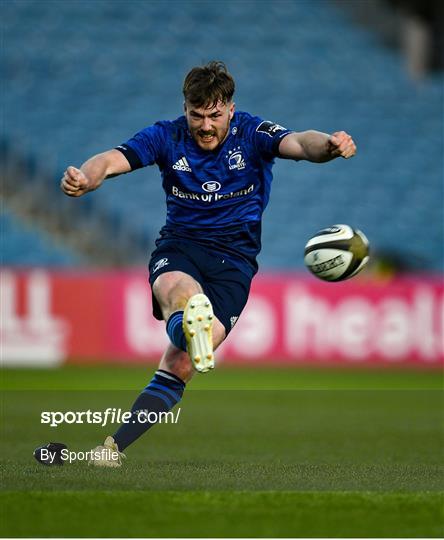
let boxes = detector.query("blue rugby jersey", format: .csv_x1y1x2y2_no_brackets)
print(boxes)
116,111,292,276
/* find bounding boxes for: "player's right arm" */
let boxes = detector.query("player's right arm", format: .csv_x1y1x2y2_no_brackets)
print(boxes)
60,149,131,197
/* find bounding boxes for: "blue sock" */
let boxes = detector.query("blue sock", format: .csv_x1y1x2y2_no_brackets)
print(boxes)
166,311,187,351
113,369,185,451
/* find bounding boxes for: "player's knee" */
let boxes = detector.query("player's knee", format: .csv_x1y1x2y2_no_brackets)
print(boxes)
153,272,202,317
168,283,198,310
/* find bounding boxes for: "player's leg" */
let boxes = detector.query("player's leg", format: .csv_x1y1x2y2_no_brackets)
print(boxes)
91,329,227,465
89,245,249,467
158,322,226,382
152,270,203,320
152,270,203,353
89,273,227,466
150,246,253,377
153,270,225,373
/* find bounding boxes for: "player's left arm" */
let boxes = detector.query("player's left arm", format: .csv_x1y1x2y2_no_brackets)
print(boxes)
278,130,356,163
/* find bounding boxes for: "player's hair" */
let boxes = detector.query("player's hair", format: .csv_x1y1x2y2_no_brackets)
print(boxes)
183,61,235,108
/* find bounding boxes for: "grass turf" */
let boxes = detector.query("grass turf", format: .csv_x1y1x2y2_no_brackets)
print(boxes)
2,491,443,538
2,364,443,390
1,365,443,537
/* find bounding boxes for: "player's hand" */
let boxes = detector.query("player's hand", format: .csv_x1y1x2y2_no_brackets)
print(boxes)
327,131,356,159
60,166,90,197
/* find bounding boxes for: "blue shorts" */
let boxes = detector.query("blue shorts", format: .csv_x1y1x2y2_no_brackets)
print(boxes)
148,240,252,335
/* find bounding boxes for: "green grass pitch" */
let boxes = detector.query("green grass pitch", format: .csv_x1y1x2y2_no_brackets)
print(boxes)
1,365,443,537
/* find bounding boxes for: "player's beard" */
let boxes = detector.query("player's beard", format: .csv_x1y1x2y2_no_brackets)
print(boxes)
193,119,230,151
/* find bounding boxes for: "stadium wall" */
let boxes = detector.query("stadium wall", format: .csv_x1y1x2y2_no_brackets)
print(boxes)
1,269,443,368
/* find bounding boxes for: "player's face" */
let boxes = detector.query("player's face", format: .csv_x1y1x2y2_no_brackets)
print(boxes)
185,100,235,151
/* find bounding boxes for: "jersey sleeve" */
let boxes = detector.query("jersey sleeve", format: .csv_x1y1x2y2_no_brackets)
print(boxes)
250,118,293,159
115,121,168,170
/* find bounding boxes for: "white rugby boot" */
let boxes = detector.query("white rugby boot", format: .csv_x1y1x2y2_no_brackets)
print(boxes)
183,293,215,373
88,436,126,468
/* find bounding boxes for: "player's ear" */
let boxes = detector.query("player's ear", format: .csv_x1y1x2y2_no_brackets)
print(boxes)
229,101,235,120
183,101,187,113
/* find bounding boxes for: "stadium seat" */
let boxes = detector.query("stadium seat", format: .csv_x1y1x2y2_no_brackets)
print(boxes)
3,0,442,271
1,209,83,266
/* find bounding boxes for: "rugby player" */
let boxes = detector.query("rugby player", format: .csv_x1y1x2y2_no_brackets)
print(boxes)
61,61,356,467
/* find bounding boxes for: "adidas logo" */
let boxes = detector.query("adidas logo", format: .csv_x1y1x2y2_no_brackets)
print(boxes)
172,157,192,172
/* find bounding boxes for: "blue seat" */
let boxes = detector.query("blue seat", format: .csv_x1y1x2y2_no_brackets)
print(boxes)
3,0,443,270
1,209,83,266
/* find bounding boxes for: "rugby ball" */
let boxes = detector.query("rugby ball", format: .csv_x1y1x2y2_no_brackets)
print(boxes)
304,224,369,281
33,442,67,466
